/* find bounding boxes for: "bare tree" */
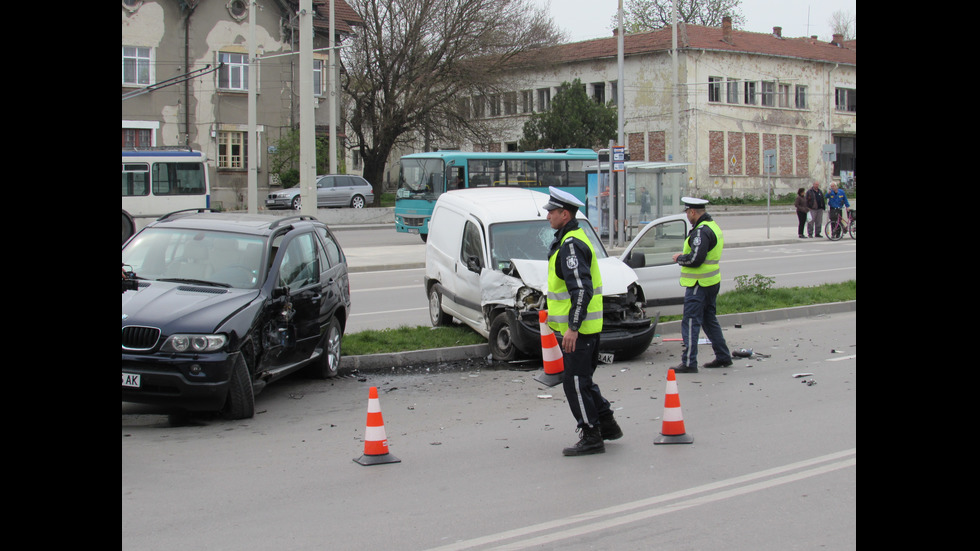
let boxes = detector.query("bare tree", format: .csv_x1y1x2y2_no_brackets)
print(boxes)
614,0,746,32
829,10,856,40
341,0,565,201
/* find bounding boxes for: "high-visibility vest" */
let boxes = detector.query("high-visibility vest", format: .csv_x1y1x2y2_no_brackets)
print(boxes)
547,229,603,334
679,220,724,287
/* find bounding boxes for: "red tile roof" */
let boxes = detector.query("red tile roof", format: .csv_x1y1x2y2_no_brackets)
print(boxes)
281,1,364,35
545,23,855,66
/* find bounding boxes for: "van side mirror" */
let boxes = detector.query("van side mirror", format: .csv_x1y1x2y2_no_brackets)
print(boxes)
624,251,645,268
466,255,482,273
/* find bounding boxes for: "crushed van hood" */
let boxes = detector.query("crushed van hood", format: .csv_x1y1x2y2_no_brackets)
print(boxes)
480,258,639,307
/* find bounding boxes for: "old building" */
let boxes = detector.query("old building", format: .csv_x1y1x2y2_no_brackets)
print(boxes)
453,17,856,200
121,0,363,210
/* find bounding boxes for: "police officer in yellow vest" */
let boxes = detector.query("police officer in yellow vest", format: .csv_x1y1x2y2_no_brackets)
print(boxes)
543,187,622,456
671,197,733,373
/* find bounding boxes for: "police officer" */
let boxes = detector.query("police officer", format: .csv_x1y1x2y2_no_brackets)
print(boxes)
671,197,732,373
543,187,622,456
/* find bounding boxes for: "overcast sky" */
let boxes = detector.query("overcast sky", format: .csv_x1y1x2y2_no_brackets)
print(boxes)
531,0,857,43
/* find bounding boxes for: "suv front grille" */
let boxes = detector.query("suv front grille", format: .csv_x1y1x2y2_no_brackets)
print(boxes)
122,326,161,351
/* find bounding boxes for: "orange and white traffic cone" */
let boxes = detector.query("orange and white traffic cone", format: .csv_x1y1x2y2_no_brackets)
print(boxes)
533,310,564,387
654,368,694,444
354,386,401,465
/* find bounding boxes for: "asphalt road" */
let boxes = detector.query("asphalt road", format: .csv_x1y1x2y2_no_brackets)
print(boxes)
122,311,856,550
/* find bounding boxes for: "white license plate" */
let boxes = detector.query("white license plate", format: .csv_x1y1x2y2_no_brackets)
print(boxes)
407,228,419,234
598,352,615,364
122,373,141,388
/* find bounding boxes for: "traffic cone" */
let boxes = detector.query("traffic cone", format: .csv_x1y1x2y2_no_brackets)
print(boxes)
654,368,694,444
533,310,564,387
354,386,401,465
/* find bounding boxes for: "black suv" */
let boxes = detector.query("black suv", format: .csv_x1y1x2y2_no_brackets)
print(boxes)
122,210,351,419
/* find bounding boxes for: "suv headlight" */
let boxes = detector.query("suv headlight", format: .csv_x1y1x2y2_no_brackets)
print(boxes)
161,334,227,353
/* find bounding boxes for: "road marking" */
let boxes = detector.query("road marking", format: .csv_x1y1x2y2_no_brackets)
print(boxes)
426,449,856,551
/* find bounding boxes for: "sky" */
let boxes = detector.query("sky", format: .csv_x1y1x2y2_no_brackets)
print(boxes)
531,0,857,43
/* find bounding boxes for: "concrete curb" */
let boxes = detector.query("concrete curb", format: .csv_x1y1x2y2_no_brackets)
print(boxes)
338,301,855,373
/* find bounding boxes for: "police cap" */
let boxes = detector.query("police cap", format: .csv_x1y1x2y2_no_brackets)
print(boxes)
543,186,585,211
681,197,709,210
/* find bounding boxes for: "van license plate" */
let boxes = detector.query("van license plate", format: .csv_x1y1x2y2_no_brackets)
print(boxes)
598,352,614,364
122,373,141,388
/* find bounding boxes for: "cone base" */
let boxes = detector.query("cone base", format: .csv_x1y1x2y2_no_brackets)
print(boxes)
533,371,563,387
654,433,694,445
354,453,401,466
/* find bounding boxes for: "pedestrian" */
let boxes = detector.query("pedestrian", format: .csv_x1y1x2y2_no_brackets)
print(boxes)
794,187,810,238
825,182,851,238
543,186,623,456
671,197,732,373
805,181,825,237
640,186,651,219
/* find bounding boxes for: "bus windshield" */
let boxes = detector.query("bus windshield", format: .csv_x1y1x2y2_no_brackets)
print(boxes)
396,158,444,200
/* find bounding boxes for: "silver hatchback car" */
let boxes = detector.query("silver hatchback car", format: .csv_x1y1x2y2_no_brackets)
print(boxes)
266,174,375,210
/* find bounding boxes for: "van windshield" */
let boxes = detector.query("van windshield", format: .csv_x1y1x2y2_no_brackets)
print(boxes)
488,220,607,271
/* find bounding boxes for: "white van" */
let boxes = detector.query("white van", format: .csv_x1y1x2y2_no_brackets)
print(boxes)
424,188,656,361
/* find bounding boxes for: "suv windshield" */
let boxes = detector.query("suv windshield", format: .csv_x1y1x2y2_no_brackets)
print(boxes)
122,228,266,289
488,220,607,271
396,158,444,200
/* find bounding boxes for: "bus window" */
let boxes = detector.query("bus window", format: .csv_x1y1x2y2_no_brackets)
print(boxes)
397,158,444,199
446,166,464,190
123,163,150,197
152,162,207,196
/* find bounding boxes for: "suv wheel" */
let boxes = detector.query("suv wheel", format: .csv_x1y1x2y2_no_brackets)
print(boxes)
306,317,343,378
222,354,255,419
489,313,522,361
428,286,453,326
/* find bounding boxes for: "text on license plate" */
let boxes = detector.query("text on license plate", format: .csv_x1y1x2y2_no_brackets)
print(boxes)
122,373,141,388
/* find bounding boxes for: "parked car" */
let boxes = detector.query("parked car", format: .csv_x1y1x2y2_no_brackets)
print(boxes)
122,210,351,419
619,213,691,309
266,174,374,210
424,188,655,362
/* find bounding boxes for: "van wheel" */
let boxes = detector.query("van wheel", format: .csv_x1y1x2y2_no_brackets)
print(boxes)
428,286,452,326
489,314,522,361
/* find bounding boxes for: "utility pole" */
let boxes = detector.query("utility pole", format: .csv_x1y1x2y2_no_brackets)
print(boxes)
328,0,338,175
299,0,316,216
247,1,258,213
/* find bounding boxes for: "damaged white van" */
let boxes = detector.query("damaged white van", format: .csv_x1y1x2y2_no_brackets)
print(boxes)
424,188,656,361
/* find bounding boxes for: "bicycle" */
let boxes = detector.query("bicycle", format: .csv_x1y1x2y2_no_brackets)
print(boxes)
825,208,854,241
847,209,855,240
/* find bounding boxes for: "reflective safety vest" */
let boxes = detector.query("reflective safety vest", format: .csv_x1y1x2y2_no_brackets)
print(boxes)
547,228,603,334
679,220,724,287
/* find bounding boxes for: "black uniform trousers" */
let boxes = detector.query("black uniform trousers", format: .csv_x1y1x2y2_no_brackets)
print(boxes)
560,331,613,429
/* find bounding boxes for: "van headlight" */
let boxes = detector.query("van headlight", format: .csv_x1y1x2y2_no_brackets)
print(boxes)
517,287,545,309
161,334,227,353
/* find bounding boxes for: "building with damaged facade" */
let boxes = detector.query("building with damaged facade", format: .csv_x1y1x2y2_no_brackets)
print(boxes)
122,0,363,211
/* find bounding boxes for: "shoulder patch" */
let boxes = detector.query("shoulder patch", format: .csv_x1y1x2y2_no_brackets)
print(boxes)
565,254,579,270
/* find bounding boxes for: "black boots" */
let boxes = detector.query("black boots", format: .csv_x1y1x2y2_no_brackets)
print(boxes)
563,425,604,456
599,414,623,441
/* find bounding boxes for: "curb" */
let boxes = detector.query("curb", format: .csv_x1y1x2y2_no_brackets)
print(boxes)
339,301,855,374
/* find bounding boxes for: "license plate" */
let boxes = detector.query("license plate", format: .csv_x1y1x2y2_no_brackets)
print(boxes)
598,352,614,364
407,228,419,234
122,373,141,388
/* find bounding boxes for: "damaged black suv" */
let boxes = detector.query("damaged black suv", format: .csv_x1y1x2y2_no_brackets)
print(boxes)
122,210,351,419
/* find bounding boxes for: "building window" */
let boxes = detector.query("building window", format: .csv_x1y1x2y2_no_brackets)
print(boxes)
473,96,486,118
592,82,605,104
520,90,533,113
610,81,618,106
313,59,324,96
504,92,517,115
537,88,551,111
795,85,808,109
835,88,856,112
744,81,757,105
761,81,775,106
218,131,247,169
778,84,791,107
489,94,501,117
122,46,151,86
726,78,739,103
708,76,722,103
122,128,153,149
218,52,249,91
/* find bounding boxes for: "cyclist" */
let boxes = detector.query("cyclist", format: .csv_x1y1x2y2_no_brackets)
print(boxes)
825,182,851,238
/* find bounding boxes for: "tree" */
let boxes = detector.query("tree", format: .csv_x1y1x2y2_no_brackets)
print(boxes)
829,10,856,40
517,79,617,151
341,0,565,204
615,0,745,32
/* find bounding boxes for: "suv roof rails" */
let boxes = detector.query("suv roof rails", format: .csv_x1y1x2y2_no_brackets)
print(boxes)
156,208,216,222
269,214,318,230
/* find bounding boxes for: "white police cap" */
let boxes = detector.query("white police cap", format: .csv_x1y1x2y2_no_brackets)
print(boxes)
543,186,585,211
681,196,709,210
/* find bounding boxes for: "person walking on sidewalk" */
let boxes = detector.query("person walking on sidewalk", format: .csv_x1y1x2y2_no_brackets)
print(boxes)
795,187,810,238
543,186,623,456
805,181,825,238
671,197,732,374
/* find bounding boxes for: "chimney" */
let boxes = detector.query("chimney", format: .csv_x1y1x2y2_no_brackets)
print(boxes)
722,16,733,43
831,33,843,47
773,26,782,38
